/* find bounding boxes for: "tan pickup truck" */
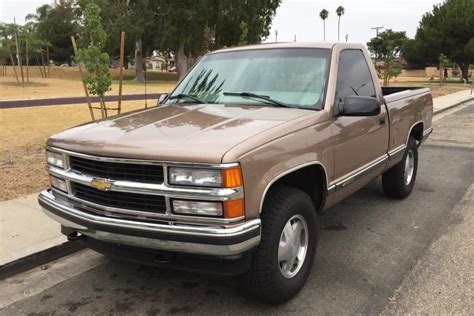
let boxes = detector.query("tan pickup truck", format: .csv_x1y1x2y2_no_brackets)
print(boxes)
39,42,433,304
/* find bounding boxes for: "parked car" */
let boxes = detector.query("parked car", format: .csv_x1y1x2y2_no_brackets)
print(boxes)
39,42,433,304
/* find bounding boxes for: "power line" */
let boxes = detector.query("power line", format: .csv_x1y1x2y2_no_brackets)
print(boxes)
371,26,384,37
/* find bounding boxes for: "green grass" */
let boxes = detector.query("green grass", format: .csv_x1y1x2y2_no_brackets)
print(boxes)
112,71,178,82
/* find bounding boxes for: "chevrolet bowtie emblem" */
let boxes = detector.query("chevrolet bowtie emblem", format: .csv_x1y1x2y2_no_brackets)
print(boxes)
90,178,113,191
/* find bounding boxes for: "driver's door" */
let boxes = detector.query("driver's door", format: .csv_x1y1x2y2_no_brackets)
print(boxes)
330,49,389,195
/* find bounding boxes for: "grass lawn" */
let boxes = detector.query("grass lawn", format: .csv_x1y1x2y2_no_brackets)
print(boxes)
0,101,158,201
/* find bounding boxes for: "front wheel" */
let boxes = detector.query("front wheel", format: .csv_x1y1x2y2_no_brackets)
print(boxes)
244,186,318,304
382,136,418,199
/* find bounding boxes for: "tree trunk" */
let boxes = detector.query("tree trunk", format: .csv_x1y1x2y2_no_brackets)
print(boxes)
36,55,44,78
338,17,340,42
134,39,145,82
9,48,20,83
41,52,47,78
460,62,470,83
25,33,29,83
323,21,326,41
176,37,188,81
14,29,25,85
46,46,50,78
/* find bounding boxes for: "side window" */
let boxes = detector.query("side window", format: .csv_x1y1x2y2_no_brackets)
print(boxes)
335,50,376,104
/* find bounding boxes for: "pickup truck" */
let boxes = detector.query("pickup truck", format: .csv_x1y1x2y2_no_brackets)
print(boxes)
39,42,433,304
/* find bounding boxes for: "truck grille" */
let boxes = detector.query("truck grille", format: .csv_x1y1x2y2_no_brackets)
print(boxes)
72,182,167,213
69,156,164,184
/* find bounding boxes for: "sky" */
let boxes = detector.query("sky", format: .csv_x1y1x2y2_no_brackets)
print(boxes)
1,0,443,44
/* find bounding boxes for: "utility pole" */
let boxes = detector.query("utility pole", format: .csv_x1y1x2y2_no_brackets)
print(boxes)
371,26,384,37
275,30,278,43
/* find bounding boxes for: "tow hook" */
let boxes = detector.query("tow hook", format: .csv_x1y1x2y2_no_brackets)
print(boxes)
67,231,85,241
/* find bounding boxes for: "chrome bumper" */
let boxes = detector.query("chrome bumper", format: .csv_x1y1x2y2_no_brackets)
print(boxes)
38,190,261,256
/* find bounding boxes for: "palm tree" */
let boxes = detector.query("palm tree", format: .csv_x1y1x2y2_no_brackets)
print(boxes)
336,6,345,42
319,9,329,41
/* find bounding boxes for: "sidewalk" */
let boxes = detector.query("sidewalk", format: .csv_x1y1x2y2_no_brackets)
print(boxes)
0,89,473,272
432,89,473,113
0,194,66,266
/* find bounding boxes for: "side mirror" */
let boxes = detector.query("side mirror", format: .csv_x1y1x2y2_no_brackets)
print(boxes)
338,96,380,116
157,93,168,105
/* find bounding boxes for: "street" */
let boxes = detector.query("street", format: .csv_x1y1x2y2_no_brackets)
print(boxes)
1,102,473,315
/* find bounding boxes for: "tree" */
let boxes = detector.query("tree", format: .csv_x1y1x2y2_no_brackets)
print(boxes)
26,2,80,64
336,6,345,42
76,3,111,118
367,29,408,60
319,9,329,41
156,0,281,80
405,0,474,82
368,30,407,87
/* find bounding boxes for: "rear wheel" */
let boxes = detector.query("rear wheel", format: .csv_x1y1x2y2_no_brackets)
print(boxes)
244,186,318,304
382,136,418,199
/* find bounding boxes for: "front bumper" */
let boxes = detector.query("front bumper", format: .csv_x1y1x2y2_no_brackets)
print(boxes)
39,190,261,256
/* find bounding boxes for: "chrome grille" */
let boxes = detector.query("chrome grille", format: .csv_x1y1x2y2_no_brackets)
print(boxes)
72,182,166,213
69,156,164,184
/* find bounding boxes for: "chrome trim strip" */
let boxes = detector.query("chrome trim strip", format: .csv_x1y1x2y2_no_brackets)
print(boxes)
47,146,239,169
422,127,433,139
39,191,260,256
47,166,243,201
387,144,407,161
328,155,388,193
259,161,329,213
52,188,245,224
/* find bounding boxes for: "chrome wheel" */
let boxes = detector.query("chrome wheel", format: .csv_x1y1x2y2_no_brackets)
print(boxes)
404,149,415,185
278,214,309,279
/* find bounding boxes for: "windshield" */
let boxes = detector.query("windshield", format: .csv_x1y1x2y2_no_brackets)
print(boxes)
166,48,331,109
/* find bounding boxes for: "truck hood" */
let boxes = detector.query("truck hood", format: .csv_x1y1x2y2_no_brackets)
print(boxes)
48,104,316,163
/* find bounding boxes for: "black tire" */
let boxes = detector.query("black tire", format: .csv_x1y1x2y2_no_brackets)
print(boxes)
382,136,418,199
244,186,318,304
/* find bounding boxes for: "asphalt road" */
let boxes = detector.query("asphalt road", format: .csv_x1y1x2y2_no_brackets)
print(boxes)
1,103,473,315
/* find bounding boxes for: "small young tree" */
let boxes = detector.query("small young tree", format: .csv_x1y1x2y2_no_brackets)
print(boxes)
76,3,111,118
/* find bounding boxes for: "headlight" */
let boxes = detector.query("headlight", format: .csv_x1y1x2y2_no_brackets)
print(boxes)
49,175,67,192
46,150,65,169
169,167,222,187
168,166,242,188
172,199,223,217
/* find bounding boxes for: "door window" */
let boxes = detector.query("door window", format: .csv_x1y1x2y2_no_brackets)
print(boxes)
335,50,376,105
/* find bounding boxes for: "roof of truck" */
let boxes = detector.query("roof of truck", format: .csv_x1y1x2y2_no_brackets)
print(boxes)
210,42,361,54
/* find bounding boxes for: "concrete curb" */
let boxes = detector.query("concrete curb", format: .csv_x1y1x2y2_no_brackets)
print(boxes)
0,240,85,281
433,97,474,115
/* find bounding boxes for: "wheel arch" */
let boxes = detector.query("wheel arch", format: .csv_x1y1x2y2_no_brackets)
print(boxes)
408,120,424,144
259,162,328,214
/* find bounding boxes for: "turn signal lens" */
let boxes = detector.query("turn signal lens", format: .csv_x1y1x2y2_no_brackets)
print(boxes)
222,167,242,188
224,198,245,218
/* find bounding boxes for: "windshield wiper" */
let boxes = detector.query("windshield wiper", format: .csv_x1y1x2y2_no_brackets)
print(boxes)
223,92,293,108
168,93,206,104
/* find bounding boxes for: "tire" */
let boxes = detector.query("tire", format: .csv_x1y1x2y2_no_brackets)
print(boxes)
244,186,318,304
382,136,418,199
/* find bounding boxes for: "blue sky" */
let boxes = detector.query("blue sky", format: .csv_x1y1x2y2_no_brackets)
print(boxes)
1,0,443,44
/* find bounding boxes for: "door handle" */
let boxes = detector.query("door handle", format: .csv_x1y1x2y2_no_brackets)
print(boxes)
378,114,386,125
